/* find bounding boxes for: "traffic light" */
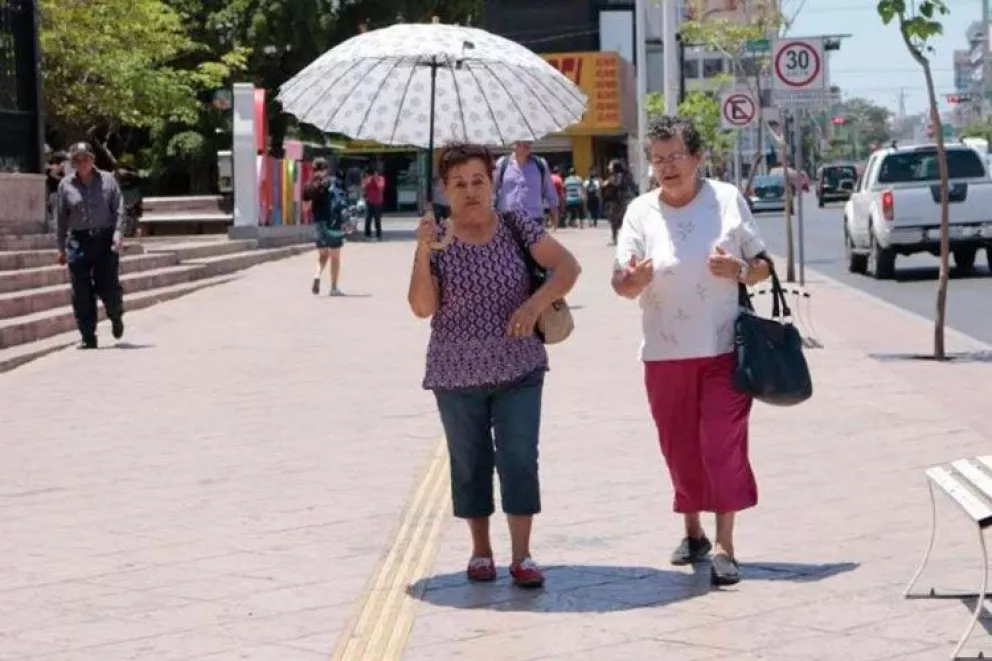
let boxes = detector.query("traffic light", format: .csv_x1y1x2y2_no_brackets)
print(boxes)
831,116,846,125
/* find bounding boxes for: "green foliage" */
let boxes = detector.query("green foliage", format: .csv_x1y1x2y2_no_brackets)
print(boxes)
876,0,948,59
38,0,237,138
960,117,992,141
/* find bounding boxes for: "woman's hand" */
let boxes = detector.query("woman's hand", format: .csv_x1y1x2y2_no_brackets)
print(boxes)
707,246,744,281
415,215,436,250
506,299,543,338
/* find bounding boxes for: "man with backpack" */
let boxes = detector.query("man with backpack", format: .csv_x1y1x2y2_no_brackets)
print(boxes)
492,141,559,230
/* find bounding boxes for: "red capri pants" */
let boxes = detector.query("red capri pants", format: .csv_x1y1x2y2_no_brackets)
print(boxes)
644,352,757,514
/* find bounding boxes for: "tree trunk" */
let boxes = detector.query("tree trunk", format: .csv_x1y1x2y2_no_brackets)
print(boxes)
923,61,951,360
781,114,795,282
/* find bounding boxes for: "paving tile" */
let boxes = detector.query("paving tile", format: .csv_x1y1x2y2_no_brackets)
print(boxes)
2,227,992,660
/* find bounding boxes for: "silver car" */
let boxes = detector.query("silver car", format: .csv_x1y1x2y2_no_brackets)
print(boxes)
747,174,787,213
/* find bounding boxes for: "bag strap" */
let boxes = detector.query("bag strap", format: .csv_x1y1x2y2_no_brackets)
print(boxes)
503,213,540,273
737,252,791,319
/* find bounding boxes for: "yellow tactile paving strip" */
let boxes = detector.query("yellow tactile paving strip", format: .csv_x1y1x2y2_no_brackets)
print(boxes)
333,438,450,661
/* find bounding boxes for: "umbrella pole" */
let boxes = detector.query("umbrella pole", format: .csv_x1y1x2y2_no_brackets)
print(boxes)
426,62,437,206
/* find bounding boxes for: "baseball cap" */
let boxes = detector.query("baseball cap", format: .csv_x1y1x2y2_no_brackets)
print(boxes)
68,142,95,160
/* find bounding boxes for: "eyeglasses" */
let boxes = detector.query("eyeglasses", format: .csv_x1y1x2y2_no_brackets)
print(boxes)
650,152,691,166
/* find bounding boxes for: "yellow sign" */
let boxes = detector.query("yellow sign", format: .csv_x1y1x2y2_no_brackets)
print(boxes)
542,52,628,134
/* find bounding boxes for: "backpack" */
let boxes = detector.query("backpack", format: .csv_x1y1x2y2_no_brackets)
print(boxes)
493,154,549,204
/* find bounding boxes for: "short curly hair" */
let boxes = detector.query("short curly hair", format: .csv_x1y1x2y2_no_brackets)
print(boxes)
646,115,703,156
437,142,495,182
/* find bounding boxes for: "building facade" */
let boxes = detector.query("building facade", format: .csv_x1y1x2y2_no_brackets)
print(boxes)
0,0,45,173
481,0,638,174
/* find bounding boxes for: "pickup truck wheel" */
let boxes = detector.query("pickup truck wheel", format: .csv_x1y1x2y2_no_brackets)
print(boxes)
868,230,896,280
953,247,977,274
845,227,867,274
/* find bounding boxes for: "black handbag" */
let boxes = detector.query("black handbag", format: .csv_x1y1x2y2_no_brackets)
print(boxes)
733,261,813,406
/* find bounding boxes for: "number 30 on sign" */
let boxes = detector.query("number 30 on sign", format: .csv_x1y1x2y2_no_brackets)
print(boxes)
771,38,824,91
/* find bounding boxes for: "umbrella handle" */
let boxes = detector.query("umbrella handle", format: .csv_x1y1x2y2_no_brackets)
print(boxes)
426,208,454,251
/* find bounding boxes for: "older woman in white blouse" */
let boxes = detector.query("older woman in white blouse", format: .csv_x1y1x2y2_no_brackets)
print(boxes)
612,115,773,586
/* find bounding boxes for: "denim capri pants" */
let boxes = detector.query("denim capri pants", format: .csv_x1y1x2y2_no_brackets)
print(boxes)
433,369,544,518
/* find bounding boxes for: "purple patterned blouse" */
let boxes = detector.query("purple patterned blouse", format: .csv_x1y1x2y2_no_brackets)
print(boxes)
424,213,549,390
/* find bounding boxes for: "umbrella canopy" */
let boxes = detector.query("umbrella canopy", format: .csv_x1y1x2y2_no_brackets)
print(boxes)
277,23,588,148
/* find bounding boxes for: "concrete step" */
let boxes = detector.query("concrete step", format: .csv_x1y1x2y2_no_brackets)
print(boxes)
0,274,240,366
0,253,179,293
0,244,144,271
185,244,312,277
0,234,58,251
0,264,205,322
143,195,232,216
145,239,259,261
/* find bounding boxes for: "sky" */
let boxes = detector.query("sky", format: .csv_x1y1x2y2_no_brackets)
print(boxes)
788,0,982,117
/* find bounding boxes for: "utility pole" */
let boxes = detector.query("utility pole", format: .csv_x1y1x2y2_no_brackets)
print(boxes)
662,0,680,115
634,0,649,192
984,0,990,116
897,87,907,122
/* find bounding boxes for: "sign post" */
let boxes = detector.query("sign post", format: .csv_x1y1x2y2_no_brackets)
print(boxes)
794,110,806,287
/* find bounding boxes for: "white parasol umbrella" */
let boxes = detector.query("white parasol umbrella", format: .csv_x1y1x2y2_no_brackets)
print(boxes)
278,23,588,151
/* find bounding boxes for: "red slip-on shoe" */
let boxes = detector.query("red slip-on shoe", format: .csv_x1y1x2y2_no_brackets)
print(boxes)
509,557,545,589
466,556,497,582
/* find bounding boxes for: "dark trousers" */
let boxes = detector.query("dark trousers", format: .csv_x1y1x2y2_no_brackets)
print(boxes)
433,370,544,518
364,203,383,238
586,195,601,225
67,231,123,341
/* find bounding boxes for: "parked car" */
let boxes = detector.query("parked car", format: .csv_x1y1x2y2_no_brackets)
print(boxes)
816,164,858,207
843,142,992,279
746,174,788,213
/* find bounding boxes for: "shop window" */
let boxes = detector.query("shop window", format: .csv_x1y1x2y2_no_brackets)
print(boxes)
702,57,725,78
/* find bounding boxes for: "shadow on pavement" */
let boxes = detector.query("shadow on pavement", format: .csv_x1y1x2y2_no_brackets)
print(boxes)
112,342,154,350
894,267,992,283
410,564,708,613
870,350,992,364
410,560,858,613
737,561,859,583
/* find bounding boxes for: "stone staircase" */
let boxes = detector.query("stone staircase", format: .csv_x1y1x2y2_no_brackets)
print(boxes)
0,233,311,372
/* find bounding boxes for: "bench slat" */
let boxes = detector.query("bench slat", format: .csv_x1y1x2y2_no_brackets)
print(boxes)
952,458,992,504
927,466,992,527
975,456,992,475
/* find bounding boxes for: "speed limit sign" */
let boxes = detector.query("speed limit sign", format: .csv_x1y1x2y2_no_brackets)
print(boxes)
772,38,825,91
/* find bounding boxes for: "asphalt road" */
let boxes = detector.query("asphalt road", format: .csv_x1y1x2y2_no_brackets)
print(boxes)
752,192,992,345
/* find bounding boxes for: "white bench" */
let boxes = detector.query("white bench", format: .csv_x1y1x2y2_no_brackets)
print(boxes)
905,456,992,659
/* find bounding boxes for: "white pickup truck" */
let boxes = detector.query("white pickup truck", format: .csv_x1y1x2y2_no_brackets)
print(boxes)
843,143,992,279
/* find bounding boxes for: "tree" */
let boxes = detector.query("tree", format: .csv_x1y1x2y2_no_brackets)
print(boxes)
680,0,788,190
38,0,238,141
877,0,950,360
830,98,893,160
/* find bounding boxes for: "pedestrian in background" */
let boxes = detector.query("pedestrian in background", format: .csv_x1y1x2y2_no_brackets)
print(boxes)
612,115,772,586
45,149,67,232
563,167,585,228
408,142,580,589
585,168,602,227
362,165,386,241
492,141,559,231
303,157,349,296
602,159,636,246
55,142,127,349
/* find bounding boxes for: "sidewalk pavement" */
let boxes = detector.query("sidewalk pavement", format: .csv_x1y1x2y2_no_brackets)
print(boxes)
1,226,990,661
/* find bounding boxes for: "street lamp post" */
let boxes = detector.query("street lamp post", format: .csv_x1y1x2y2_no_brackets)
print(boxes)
634,0,649,191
